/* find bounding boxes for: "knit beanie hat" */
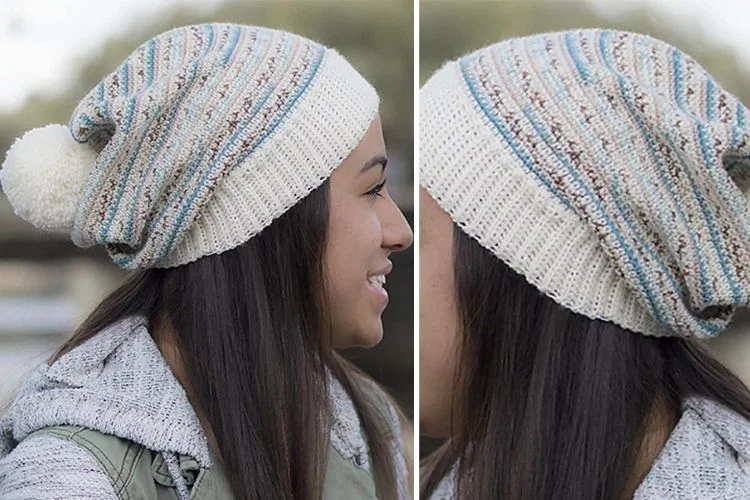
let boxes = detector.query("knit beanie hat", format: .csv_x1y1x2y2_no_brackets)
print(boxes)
420,29,750,339
0,23,378,270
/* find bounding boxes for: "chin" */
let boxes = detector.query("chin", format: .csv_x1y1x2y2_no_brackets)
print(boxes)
361,332,384,348
352,322,385,348
331,319,383,348
352,324,384,348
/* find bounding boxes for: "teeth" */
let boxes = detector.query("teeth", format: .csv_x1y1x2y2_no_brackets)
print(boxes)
368,275,386,288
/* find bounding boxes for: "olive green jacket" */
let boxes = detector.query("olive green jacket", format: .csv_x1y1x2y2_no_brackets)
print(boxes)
22,423,381,499
0,315,410,499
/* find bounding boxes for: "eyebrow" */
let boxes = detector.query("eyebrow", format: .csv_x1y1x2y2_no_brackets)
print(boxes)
359,155,388,174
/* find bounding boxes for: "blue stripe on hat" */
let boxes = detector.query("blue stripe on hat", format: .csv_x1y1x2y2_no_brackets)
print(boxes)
118,26,273,258
556,32,717,329
221,25,242,66
98,25,213,244
100,25,216,245
581,32,715,306
696,120,743,302
156,41,326,262
458,56,573,211
598,31,725,334
121,25,230,242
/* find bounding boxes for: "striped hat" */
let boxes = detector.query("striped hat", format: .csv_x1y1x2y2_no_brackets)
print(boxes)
420,29,750,339
1,23,378,269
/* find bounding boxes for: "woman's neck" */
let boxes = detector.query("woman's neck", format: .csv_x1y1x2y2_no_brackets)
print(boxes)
151,312,223,460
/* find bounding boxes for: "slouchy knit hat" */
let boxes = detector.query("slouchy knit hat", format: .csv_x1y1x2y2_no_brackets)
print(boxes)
0,23,378,270
420,29,750,339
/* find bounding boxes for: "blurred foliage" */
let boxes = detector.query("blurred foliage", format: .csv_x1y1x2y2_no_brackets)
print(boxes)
0,0,413,182
0,0,415,410
421,0,750,106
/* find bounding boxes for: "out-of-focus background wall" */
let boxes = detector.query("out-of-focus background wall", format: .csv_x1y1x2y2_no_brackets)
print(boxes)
0,0,414,412
421,0,750,452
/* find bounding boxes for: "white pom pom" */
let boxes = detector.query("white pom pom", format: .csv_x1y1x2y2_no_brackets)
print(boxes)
0,124,98,233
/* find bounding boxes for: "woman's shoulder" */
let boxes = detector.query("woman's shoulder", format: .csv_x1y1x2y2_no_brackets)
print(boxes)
0,424,222,500
634,397,750,499
0,427,118,499
327,372,409,458
356,376,413,498
328,373,412,499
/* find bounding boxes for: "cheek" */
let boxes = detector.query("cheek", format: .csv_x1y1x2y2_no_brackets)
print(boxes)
325,204,382,345
327,230,379,291
419,243,459,437
327,205,381,282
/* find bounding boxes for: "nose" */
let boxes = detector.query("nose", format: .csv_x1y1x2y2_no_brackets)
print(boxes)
381,193,413,252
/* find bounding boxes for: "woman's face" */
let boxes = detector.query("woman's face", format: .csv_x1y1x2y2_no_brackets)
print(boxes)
326,115,413,348
419,187,459,437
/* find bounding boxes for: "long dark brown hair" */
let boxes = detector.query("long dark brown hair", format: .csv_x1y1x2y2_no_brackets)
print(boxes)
47,181,407,499
421,225,750,499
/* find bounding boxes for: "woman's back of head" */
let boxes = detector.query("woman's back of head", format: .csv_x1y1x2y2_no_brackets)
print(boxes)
419,28,750,499
421,227,750,499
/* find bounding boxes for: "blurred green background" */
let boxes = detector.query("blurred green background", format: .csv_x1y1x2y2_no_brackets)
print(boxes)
420,0,750,456
0,0,414,416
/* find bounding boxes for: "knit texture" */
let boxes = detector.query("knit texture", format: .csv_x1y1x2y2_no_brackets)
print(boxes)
0,434,118,500
0,316,408,498
329,374,411,499
2,23,378,269
428,398,750,499
420,29,750,338
634,398,750,499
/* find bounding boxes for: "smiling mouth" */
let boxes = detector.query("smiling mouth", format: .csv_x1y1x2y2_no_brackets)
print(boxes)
367,274,386,288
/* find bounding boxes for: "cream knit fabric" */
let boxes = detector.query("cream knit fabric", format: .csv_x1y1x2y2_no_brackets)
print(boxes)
420,29,750,338
1,23,378,269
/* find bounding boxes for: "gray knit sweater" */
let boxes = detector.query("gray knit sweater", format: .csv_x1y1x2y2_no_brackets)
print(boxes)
430,398,750,499
0,315,409,499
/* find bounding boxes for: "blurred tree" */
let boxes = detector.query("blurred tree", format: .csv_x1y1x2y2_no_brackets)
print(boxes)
0,0,415,411
420,0,750,108
0,0,413,189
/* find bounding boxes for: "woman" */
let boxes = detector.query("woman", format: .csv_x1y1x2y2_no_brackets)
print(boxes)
0,23,413,499
419,29,750,499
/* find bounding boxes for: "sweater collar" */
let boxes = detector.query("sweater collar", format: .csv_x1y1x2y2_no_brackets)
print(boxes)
428,397,750,499
0,314,375,476
0,315,212,466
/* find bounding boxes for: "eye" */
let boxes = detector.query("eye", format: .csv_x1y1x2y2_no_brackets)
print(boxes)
366,179,387,198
